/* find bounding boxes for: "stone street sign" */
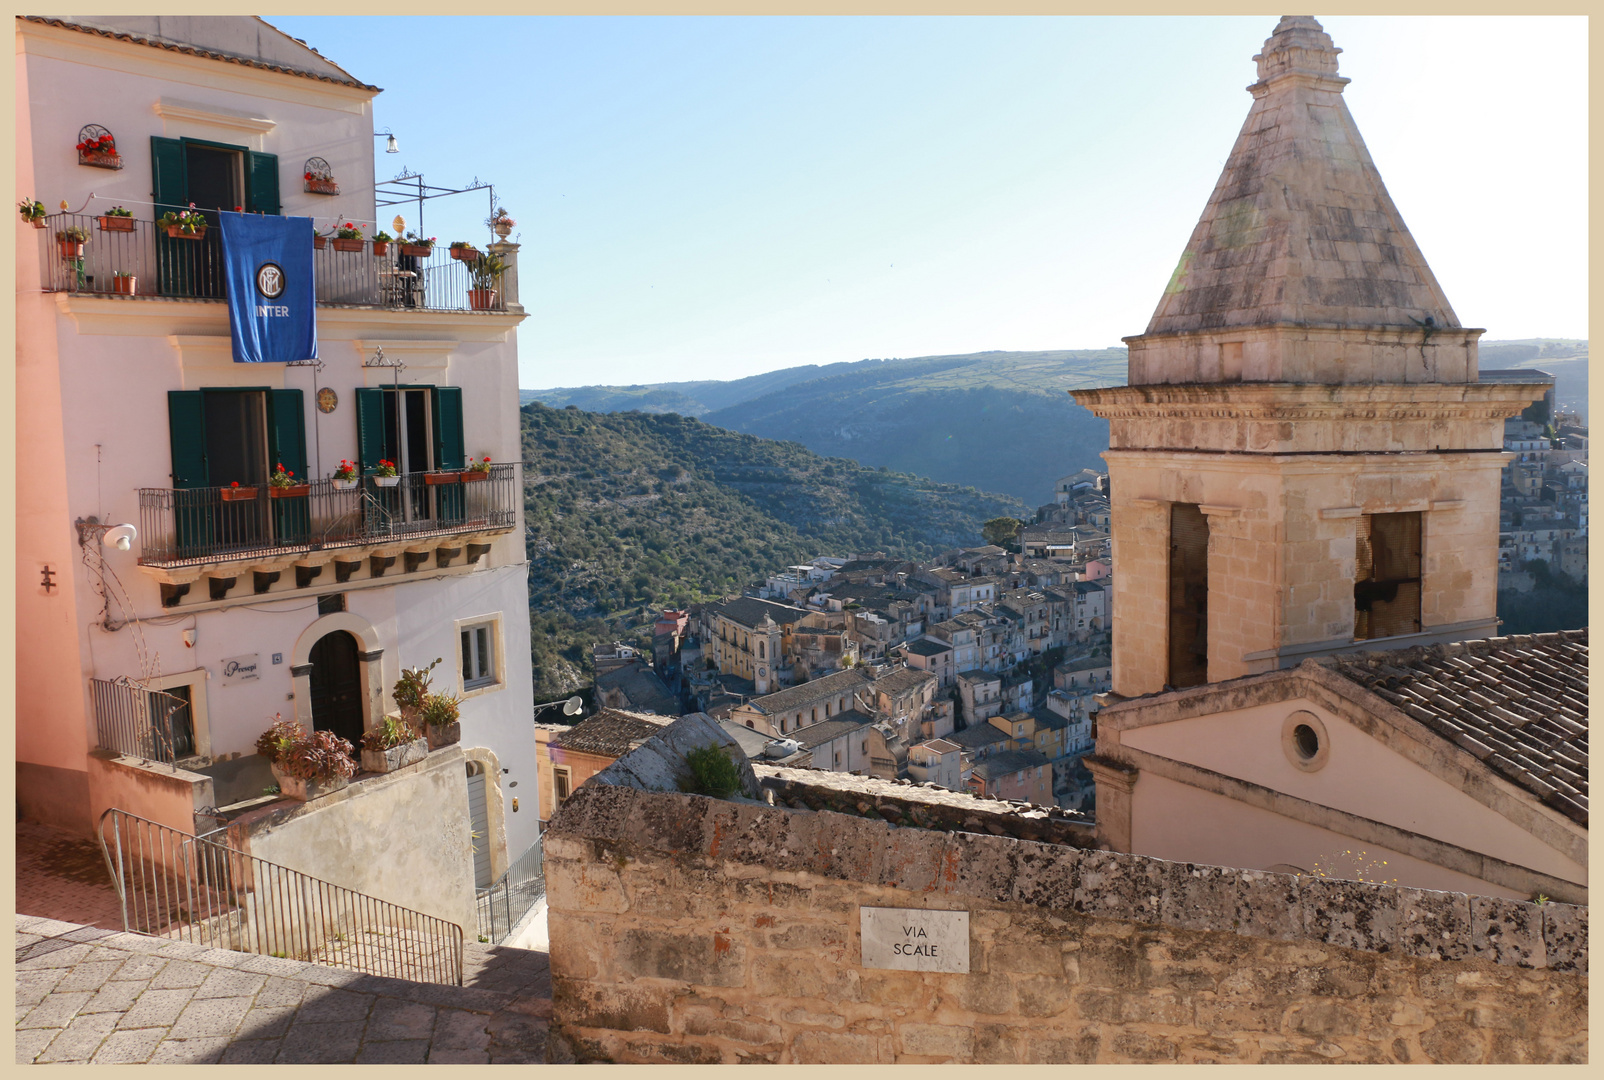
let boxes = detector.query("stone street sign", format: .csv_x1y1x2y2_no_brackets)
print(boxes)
221,653,261,686
860,907,969,973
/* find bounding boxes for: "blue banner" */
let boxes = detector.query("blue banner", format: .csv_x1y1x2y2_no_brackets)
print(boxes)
218,212,318,364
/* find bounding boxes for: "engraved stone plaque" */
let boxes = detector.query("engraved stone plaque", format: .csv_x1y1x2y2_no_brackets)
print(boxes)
221,653,260,686
860,907,969,973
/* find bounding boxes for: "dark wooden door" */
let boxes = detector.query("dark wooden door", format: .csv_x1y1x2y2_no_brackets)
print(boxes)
309,631,365,746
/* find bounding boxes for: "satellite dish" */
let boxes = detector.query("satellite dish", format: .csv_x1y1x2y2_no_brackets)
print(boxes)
562,696,583,716
102,523,137,552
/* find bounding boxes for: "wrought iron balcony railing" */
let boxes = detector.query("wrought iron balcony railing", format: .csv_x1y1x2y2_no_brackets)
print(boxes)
91,676,194,768
137,465,518,567
36,213,508,313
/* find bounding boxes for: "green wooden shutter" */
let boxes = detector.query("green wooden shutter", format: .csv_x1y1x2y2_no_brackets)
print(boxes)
247,152,281,216
432,386,466,470
152,137,189,297
267,390,307,479
355,388,388,472
167,391,208,488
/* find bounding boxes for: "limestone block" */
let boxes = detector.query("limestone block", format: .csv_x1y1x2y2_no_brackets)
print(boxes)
941,831,1022,904
1232,869,1302,940
1541,903,1587,974
1395,886,1472,961
1157,861,1239,933
1469,895,1545,968
1300,877,1399,953
1011,841,1081,913
1073,848,1164,925
556,978,671,1034
617,927,746,987
899,1022,973,1059
874,824,951,895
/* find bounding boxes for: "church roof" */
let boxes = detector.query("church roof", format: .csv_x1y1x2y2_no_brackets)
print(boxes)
1143,16,1459,336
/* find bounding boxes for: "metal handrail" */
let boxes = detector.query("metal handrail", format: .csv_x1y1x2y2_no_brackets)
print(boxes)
98,807,464,985
474,833,544,944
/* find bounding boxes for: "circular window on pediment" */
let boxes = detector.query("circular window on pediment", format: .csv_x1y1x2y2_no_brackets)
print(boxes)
1281,710,1330,772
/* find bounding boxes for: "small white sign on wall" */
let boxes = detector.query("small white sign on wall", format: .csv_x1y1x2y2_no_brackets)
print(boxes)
860,907,969,973
220,654,261,686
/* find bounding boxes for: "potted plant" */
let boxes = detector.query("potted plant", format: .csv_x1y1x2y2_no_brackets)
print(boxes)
258,717,357,801
449,240,481,262
55,226,89,259
331,459,360,491
420,691,462,750
158,206,207,239
112,271,137,296
268,463,309,499
359,714,428,774
463,455,492,482
221,480,257,502
392,658,442,727
371,458,400,487
371,230,393,257
398,231,435,258
487,207,515,240
77,131,122,168
467,253,505,311
304,164,338,195
313,227,331,251
333,222,365,252
425,467,461,485
19,198,47,229
98,205,135,232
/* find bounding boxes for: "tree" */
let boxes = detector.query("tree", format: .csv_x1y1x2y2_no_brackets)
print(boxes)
982,516,1025,550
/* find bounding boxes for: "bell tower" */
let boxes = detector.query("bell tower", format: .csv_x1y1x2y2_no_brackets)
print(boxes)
1073,16,1546,699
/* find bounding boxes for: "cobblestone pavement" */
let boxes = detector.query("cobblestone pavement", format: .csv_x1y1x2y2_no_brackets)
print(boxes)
16,916,552,1064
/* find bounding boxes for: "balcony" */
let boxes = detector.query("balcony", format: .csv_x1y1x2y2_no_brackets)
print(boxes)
36,213,511,314
136,466,518,597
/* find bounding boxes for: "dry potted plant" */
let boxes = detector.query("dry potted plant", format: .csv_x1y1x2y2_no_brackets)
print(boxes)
359,714,428,774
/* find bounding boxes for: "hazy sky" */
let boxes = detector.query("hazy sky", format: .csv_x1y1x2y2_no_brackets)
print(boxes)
269,15,1588,389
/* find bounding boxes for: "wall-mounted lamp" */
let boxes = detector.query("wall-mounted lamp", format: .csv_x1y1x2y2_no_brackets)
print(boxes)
75,516,137,552
376,130,399,154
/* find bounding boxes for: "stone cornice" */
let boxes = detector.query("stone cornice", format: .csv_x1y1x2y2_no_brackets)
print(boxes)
1071,382,1551,424
1123,323,1484,348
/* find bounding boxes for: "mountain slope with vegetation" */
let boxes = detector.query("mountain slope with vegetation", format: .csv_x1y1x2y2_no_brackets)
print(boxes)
521,402,1027,699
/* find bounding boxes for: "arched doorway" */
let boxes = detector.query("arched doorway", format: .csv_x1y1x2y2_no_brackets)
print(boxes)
308,630,365,746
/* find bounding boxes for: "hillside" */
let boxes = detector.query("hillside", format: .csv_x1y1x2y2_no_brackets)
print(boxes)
525,350,1125,504
520,403,1027,698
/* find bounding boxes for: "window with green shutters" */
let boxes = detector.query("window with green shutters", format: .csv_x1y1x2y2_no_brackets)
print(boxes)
352,386,464,474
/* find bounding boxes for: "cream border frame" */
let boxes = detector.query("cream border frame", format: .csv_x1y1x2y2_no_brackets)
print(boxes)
453,612,506,701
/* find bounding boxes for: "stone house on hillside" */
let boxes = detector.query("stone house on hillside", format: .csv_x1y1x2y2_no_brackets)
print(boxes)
593,659,679,716
536,708,672,824
705,595,811,694
729,667,873,737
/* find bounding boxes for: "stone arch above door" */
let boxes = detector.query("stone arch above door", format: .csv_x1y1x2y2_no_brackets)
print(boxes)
289,611,386,738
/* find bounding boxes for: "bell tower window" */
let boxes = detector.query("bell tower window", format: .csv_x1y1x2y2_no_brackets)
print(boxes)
1355,512,1422,640
1168,503,1209,688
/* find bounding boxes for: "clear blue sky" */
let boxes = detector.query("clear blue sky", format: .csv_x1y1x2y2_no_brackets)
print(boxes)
269,16,1588,389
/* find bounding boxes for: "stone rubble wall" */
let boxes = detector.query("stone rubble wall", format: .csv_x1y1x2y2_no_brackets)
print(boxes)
544,782,1587,1064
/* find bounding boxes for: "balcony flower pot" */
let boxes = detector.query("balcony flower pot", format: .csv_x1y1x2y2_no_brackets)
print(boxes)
360,736,428,775
269,762,350,802
220,486,258,502
112,276,137,296
424,471,461,486
462,470,489,483
166,225,206,240
306,178,339,195
98,215,136,233
332,237,364,253
371,241,389,257
332,477,358,491
424,721,461,751
374,475,401,488
81,150,123,170
270,484,311,499
58,239,85,259
450,247,480,262
313,235,328,250
400,244,432,258
29,218,47,230
467,288,498,311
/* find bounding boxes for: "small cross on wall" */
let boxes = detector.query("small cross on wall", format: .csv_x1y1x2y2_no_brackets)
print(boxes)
39,565,57,593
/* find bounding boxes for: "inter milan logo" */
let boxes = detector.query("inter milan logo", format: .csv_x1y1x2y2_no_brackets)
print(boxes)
255,261,286,300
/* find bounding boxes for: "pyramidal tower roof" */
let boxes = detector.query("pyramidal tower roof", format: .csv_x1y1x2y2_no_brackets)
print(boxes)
1145,16,1460,337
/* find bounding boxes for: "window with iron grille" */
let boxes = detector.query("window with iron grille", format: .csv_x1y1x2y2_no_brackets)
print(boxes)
1354,512,1422,640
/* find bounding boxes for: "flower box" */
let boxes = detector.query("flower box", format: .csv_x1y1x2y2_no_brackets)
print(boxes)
467,288,499,311
220,486,258,502
166,225,206,240
80,151,123,170
313,235,327,250
374,475,401,488
270,484,310,499
332,237,364,252
400,244,433,258
58,240,85,259
360,736,429,775
425,721,461,751
306,178,339,195
462,470,490,482
424,471,461,486
332,477,358,491
112,276,137,296
98,216,135,233
270,762,350,802
450,247,481,262
371,241,389,257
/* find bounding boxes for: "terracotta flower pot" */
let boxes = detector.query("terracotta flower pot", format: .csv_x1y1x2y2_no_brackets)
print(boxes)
29,218,46,230
462,470,489,482
112,277,137,296
360,736,428,775
98,216,135,232
166,225,205,240
371,241,389,256
424,472,461,486
313,235,327,250
467,289,498,311
332,237,364,252
450,247,480,262
81,151,122,170
58,240,85,258
306,178,339,195
425,721,461,751
400,244,432,258
270,484,311,499
220,487,258,502
270,763,350,802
